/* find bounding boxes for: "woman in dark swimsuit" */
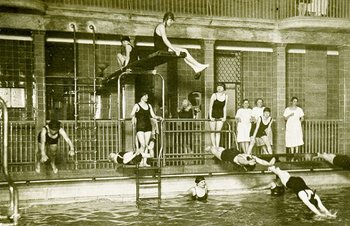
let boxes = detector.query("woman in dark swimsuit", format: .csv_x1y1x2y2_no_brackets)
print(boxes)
154,12,209,76
208,83,228,148
188,176,208,201
268,166,336,217
35,120,75,174
131,92,162,167
206,146,275,171
248,107,273,154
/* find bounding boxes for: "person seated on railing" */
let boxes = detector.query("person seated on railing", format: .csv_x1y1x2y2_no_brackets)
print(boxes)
131,92,162,167
117,35,139,70
205,146,275,171
35,120,75,174
268,166,336,218
154,12,209,78
247,107,273,155
313,153,350,170
187,176,208,201
108,151,151,166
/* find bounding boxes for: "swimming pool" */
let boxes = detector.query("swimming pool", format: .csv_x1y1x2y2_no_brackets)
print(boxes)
5,187,349,226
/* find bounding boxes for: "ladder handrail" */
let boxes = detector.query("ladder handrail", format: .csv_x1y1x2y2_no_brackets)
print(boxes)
0,97,20,225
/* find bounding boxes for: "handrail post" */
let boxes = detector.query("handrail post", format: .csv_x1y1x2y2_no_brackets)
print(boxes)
0,97,20,225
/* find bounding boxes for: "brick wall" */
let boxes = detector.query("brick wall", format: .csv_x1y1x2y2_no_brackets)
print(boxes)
242,51,274,111
0,39,34,120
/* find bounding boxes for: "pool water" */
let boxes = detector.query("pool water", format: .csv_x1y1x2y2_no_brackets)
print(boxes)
5,187,350,226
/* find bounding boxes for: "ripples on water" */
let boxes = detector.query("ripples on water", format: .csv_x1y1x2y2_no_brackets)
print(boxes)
3,187,350,226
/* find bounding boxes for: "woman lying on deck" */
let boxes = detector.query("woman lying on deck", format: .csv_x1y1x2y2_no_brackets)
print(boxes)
313,153,350,170
108,151,151,166
205,146,275,171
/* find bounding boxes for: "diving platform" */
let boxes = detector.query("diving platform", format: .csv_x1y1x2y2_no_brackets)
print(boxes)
102,51,186,88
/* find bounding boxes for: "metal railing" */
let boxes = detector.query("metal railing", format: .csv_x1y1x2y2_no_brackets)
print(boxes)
302,119,340,154
46,0,350,19
160,119,238,166
0,97,20,225
0,118,341,171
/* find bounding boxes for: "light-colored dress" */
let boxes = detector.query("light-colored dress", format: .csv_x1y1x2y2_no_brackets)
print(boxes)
235,108,252,142
251,107,264,122
283,107,304,148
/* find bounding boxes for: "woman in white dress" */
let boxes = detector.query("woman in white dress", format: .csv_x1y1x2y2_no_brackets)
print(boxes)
283,97,304,154
235,99,252,153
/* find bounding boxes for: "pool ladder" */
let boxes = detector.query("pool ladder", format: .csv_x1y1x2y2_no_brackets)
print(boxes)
0,97,20,225
135,165,161,202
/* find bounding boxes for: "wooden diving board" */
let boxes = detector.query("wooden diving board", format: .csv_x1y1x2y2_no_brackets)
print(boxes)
102,51,186,88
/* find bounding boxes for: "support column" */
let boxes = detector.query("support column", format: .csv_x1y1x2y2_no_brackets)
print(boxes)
33,31,46,131
274,44,287,154
202,39,215,119
338,46,350,155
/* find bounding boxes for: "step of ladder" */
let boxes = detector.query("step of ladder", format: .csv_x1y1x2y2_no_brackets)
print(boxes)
136,166,161,202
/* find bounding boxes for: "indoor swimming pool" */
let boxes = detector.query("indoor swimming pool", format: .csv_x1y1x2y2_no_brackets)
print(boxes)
4,186,349,226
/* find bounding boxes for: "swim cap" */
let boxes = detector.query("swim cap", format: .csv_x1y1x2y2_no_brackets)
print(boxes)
163,12,175,21
120,36,130,42
195,176,205,184
48,120,61,130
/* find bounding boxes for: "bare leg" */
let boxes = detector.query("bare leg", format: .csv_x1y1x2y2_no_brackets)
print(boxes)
261,136,272,154
268,166,290,187
313,153,336,165
209,121,216,147
215,121,224,148
48,145,58,173
174,47,209,73
117,53,126,67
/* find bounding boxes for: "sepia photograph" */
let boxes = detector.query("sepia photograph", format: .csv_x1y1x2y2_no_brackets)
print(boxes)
0,0,348,225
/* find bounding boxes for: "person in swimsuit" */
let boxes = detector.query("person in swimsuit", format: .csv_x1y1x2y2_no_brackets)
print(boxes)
131,92,162,167
109,151,151,166
208,83,228,148
313,153,350,170
205,146,275,171
268,166,336,217
247,107,273,155
154,12,209,77
117,36,138,70
35,120,75,174
187,176,208,201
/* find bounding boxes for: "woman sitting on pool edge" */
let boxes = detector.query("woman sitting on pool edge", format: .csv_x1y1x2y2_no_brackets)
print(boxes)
187,176,208,201
268,165,336,217
205,146,275,171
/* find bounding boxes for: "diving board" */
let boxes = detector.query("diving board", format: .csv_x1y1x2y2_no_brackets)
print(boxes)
102,51,186,88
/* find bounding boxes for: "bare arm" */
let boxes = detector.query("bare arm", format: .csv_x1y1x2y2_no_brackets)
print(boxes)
253,155,275,166
149,105,162,120
208,94,216,120
59,128,75,156
130,104,139,125
222,94,228,120
252,117,261,138
39,128,47,156
298,192,325,216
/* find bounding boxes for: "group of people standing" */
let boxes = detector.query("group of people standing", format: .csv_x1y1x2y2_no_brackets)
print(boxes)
207,82,305,155
237,96,304,155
